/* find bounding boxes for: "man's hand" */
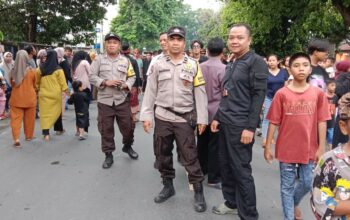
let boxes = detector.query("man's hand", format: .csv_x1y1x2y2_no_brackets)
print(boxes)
240,129,254,144
264,145,274,164
197,124,206,135
211,120,220,133
105,80,123,87
143,121,152,133
315,147,325,164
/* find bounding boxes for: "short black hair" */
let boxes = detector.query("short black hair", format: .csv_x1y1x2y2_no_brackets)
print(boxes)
72,80,82,92
327,57,335,63
122,42,130,51
207,37,225,57
326,78,335,86
308,39,330,55
24,45,34,55
159,32,167,37
289,52,311,66
64,47,72,52
191,40,204,49
266,54,278,60
229,23,252,37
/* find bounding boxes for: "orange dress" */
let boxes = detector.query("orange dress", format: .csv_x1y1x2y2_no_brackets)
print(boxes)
9,68,37,141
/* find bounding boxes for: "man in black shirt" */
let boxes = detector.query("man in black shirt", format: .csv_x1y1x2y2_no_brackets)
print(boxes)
211,23,268,220
308,39,330,91
190,40,208,64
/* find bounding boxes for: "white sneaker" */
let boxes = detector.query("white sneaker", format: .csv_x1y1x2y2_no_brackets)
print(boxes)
212,203,238,215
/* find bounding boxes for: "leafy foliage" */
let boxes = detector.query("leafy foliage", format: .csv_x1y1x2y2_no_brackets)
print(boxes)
0,0,109,44
220,0,349,57
111,0,183,50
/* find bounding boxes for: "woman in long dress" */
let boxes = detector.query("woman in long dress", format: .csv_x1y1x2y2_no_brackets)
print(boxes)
37,49,68,141
9,50,37,147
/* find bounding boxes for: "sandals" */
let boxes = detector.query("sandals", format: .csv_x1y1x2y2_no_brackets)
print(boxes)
55,130,66,135
43,135,50,141
14,140,21,148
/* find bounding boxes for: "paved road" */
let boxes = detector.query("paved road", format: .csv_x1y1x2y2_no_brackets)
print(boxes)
0,102,313,220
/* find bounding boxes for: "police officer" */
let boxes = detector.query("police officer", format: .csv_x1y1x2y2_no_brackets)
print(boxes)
89,33,139,169
211,23,268,219
140,26,208,212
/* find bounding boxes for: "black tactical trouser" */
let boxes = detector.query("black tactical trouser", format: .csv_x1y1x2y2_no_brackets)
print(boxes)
219,123,258,220
97,100,135,153
197,128,221,183
154,117,204,184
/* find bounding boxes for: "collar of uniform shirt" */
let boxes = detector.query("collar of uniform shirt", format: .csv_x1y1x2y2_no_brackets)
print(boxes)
104,53,121,62
165,53,189,65
232,50,253,61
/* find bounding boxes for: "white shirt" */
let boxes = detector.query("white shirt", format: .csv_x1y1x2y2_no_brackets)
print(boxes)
146,53,165,76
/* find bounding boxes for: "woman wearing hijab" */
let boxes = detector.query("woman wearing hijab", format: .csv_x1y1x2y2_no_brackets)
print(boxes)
37,49,68,141
55,47,72,116
72,51,91,100
0,52,15,112
9,50,37,147
331,60,350,148
36,49,47,67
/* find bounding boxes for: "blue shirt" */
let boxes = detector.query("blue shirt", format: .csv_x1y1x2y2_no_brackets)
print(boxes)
266,69,288,99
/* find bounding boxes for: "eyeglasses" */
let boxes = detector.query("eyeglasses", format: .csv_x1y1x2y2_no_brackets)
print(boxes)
192,45,201,49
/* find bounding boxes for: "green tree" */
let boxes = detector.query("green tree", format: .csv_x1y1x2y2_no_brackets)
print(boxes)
220,0,348,57
111,0,183,50
0,0,109,45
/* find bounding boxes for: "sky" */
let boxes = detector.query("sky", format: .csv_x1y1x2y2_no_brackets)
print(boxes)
101,0,223,34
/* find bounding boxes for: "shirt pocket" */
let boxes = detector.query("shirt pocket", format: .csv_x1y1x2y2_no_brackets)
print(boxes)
117,66,128,79
99,63,111,78
180,71,194,92
158,72,172,92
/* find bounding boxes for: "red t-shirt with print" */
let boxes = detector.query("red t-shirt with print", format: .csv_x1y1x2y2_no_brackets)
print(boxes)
267,85,330,164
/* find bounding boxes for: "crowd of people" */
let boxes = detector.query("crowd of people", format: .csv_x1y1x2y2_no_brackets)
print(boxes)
1,22,350,220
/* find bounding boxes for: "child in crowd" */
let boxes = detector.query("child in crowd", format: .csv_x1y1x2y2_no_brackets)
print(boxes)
311,92,350,219
264,52,330,220
68,80,89,140
326,79,338,150
0,76,7,120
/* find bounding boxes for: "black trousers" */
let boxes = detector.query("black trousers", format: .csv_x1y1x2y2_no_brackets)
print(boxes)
197,128,221,183
219,124,258,220
42,114,63,135
154,118,204,184
97,101,135,153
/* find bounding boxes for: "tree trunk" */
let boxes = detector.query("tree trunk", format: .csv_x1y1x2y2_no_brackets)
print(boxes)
28,13,37,42
332,0,350,30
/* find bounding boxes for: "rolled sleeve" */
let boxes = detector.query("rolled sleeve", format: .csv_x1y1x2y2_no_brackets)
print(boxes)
140,65,157,122
195,85,208,125
89,57,104,88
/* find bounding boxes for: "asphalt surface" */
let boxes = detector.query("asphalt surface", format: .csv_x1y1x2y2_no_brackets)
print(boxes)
0,102,313,220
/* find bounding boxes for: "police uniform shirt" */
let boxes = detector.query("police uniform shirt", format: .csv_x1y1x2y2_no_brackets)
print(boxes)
215,50,268,131
140,54,208,125
89,54,136,106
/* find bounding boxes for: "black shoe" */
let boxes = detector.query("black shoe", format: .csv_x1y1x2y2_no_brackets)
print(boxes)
193,182,207,212
102,152,113,169
154,179,175,203
122,145,139,160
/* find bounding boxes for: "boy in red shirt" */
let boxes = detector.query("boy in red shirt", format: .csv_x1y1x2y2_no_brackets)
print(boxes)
264,52,330,220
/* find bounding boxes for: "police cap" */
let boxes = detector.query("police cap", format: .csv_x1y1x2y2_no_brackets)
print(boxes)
104,33,121,42
167,26,186,39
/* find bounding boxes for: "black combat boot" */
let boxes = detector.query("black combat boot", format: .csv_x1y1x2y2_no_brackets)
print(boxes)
122,144,139,160
102,152,113,169
154,179,175,203
193,182,207,212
